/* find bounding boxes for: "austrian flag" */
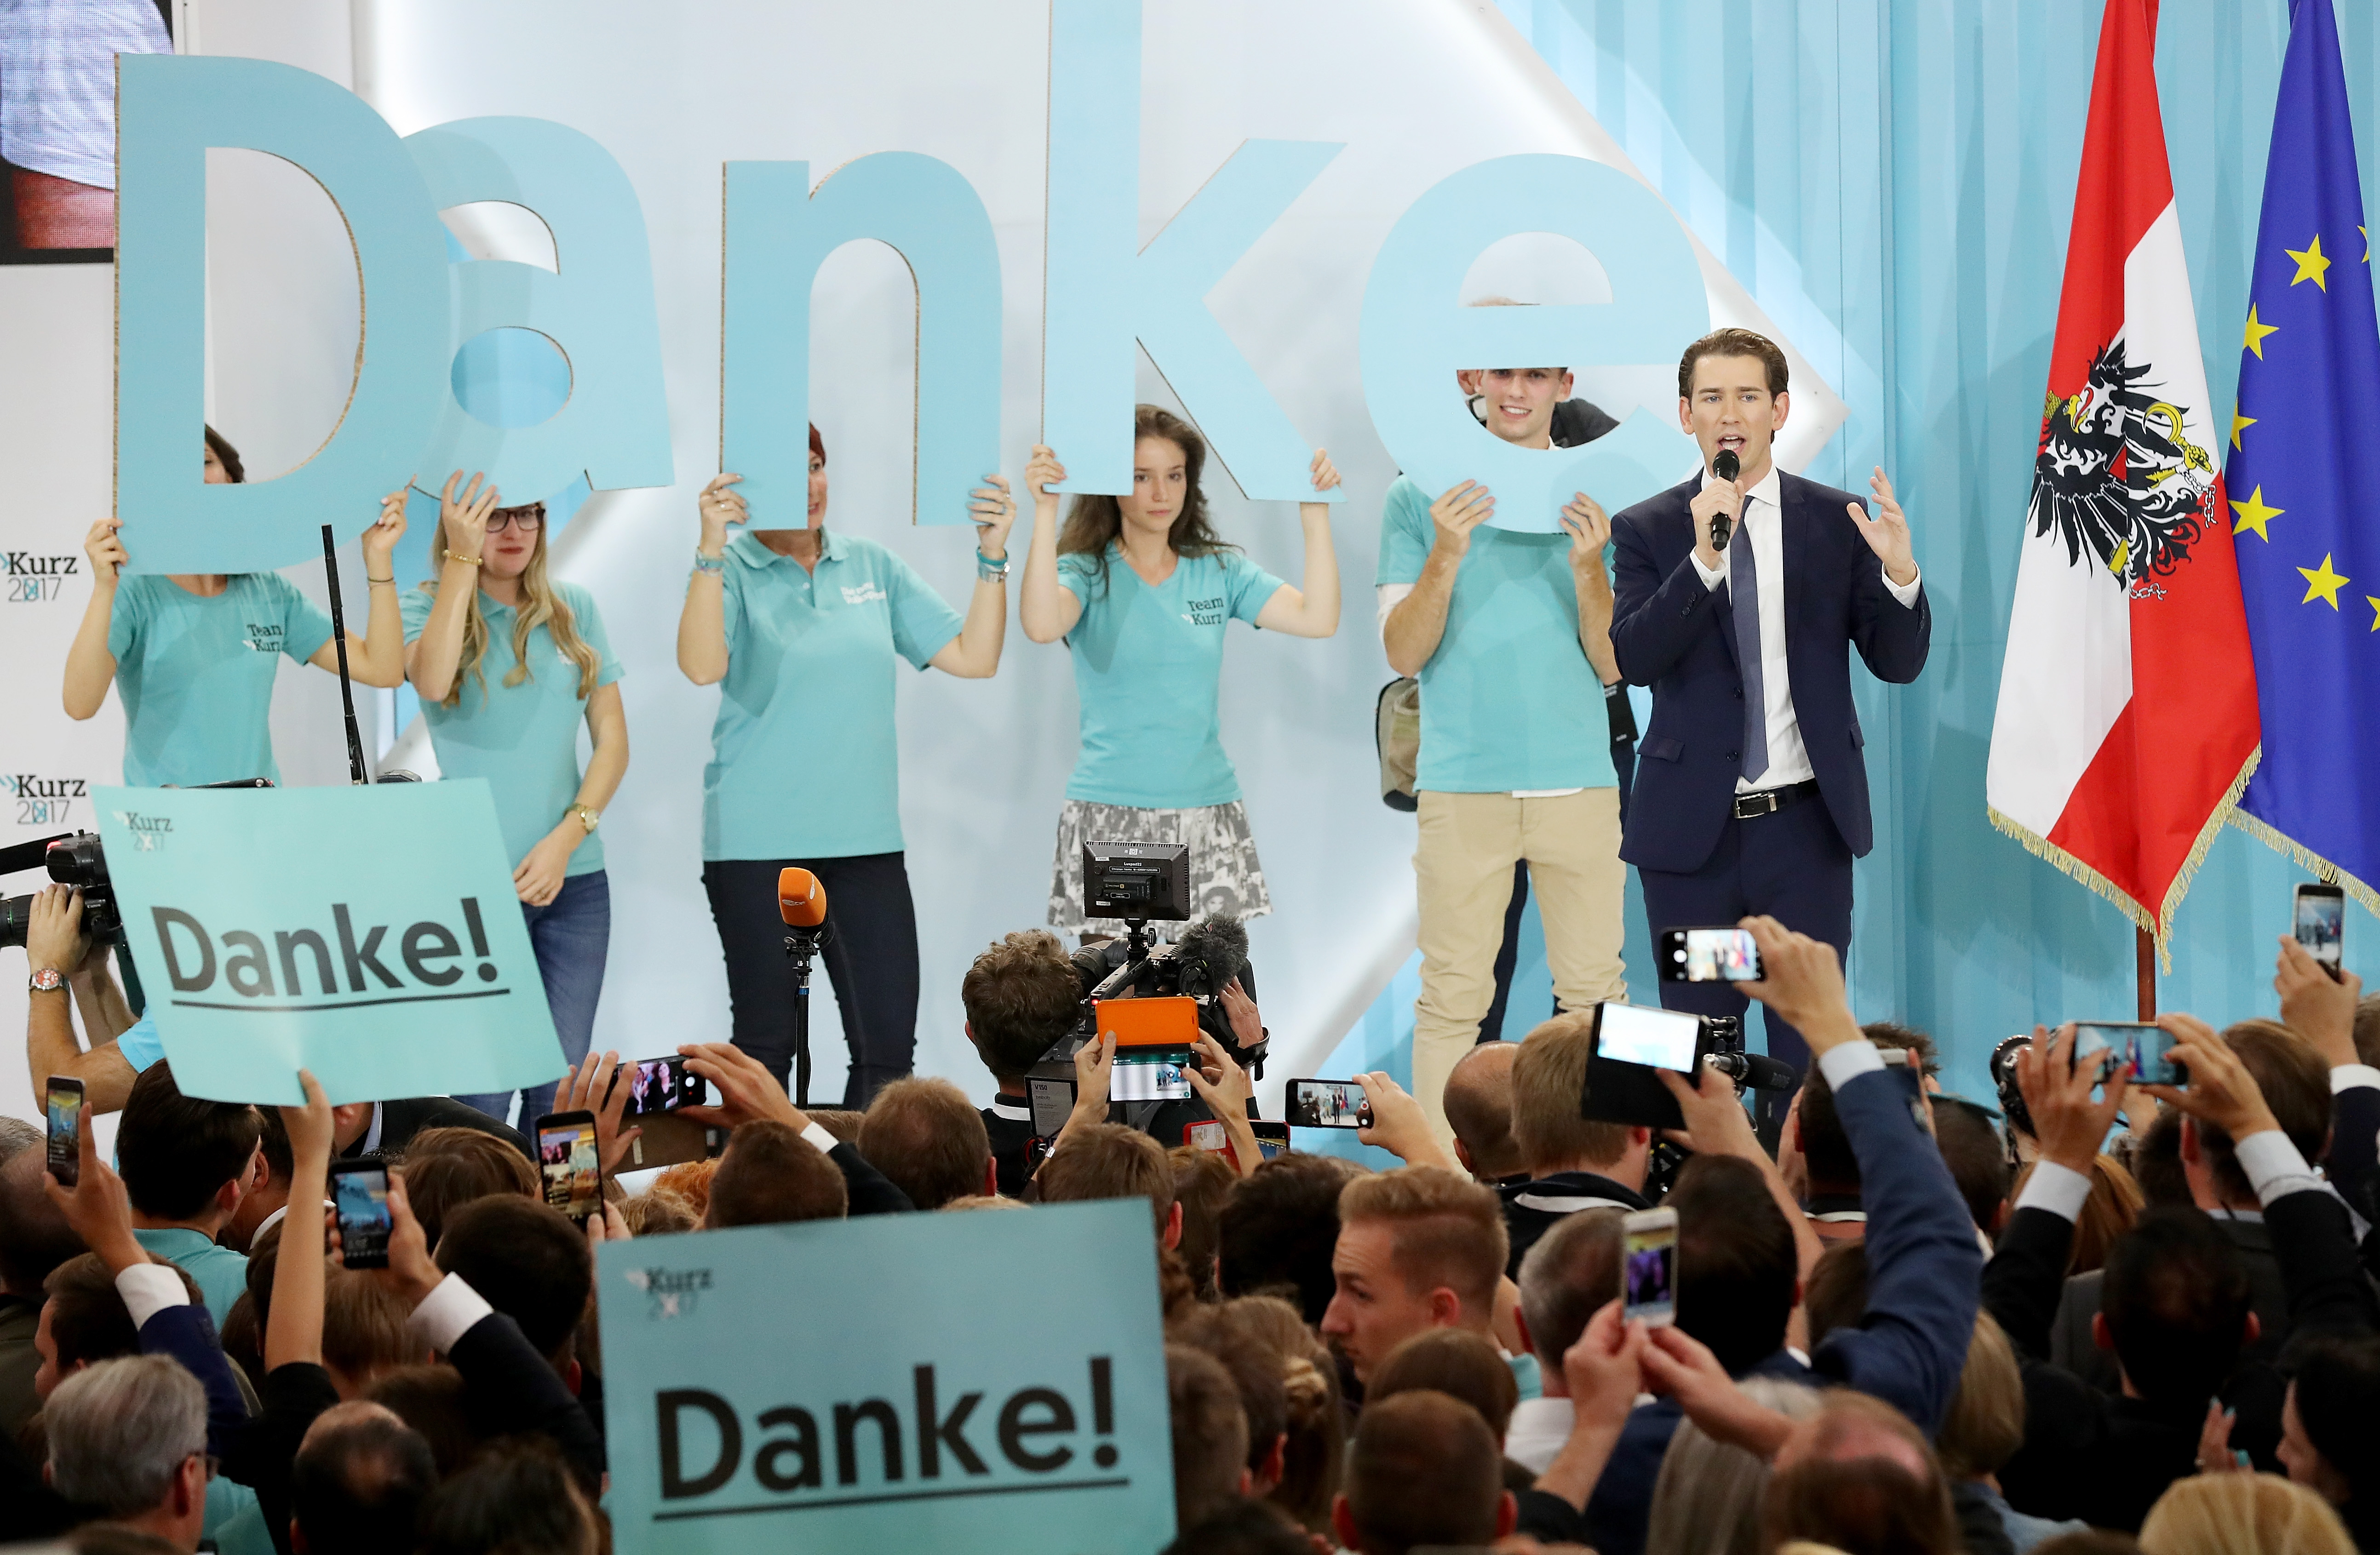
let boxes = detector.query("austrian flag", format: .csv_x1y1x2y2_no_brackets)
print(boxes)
1985,0,2261,950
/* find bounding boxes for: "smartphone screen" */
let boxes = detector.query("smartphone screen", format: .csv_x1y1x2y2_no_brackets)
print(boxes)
1250,1121,1290,1161
1594,1002,1703,1072
331,1164,394,1268
2070,1022,2156,1080
2296,885,2346,971
1287,1079,1371,1129
1622,1209,1678,1327
1111,1046,1193,1104
620,1057,711,1119
2122,1027,2186,1087
535,1112,602,1224
1659,927,1764,983
44,1078,82,1188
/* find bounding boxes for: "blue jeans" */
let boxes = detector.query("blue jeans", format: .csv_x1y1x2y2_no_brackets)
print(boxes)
458,869,610,1127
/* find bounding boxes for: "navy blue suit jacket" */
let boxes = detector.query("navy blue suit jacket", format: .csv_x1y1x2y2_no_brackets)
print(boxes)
1580,1063,1981,1555
1609,472,1930,873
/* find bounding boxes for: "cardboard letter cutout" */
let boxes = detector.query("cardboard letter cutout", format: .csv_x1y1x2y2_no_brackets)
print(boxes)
1359,154,1709,531
721,155,1001,525
116,55,448,573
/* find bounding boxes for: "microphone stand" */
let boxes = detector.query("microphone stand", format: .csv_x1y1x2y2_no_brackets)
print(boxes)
320,524,371,786
781,920,830,1107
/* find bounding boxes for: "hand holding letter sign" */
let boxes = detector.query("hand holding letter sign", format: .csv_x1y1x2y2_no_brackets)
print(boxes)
600,1202,1172,1555
97,782,564,1105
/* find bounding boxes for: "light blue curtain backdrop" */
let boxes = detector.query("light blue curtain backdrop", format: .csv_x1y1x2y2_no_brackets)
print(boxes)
1314,0,2380,1158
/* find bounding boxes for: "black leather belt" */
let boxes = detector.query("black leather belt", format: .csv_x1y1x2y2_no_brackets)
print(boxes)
1733,779,1819,820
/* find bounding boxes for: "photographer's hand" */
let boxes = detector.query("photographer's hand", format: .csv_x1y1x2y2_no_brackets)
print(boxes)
562,1050,643,1175
1048,1034,1116,1160
376,1171,445,1309
1736,917,1863,1057
24,885,85,977
41,1104,144,1274
2276,937,2363,1069
677,1041,806,1132
1186,1035,1261,1178
1353,1072,1460,1172
2014,1024,2128,1176
2138,1013,2279,1142
1220,978,1263,1054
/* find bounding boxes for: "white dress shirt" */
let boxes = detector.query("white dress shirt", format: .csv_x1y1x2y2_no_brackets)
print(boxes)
1688,467,1921,791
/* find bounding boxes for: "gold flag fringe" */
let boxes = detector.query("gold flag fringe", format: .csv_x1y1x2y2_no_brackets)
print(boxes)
2227,806,2380,921
1985,743,2260,974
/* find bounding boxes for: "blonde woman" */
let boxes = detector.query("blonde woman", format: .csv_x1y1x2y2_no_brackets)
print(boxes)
2139,1473,2354,1555
405,472,628,1126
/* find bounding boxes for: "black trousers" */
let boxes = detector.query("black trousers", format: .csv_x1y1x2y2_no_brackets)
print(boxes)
701,853,920,1108
1635,794,1854,1076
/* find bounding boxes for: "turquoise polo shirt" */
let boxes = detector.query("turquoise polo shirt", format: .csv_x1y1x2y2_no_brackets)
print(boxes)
129,1226,248,1329
1056,545,1286,809
1375,475,1617,794
107,573,334,788
705,529,963,860
401,582,622,876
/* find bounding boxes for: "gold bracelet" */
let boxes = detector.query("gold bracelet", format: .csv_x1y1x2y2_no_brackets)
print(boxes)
447,554,483,567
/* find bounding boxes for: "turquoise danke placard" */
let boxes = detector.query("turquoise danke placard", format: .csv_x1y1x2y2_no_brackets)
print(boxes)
95,781,564,1106
598,1200,1175,1555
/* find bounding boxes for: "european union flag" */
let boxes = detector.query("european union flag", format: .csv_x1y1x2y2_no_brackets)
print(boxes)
2227,0,2380,906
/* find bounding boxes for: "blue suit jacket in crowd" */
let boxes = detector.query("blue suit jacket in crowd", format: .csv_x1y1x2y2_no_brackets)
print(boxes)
1583,1062,1983,1555
1608,471,1931,875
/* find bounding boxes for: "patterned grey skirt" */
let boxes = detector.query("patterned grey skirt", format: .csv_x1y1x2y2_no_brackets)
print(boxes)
1046,798,1273,936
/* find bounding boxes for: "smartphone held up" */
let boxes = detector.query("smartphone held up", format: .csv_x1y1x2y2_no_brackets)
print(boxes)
2295,884,2345,979
331,1163,395,1269
536,1111,603,1225
44,1075,82,1188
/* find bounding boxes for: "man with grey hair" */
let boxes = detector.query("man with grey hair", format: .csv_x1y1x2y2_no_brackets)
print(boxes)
44,1353,211,1551
1506,1205,1624,1474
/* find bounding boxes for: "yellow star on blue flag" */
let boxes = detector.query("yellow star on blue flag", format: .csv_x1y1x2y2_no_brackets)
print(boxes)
2226,0,2380,901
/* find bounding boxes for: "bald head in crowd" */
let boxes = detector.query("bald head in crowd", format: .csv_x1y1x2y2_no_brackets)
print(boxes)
1764,1391,1959,1555
1441,1042,1523,1183
1333,1389,1514,1555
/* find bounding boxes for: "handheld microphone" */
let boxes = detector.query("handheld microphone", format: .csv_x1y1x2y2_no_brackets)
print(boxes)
1709,449,1742,552
778,867,827,929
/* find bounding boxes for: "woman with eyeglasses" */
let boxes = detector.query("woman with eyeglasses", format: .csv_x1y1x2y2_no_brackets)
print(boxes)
63,426,410,785
404,472,628,1127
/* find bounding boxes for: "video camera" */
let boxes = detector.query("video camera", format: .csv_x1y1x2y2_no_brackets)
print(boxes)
0,833,120,949
1026,841,1267,1142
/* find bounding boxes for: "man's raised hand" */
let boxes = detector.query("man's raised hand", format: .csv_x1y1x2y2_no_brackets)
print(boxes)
1848,467,1916,586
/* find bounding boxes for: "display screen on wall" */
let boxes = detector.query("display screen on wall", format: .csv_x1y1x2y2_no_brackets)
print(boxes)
0,0,172,263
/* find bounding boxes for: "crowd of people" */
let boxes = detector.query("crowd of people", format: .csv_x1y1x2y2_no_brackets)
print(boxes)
6,909,2380,1555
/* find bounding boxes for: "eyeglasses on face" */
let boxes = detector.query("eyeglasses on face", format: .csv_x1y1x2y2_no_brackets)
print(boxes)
487,507,545,532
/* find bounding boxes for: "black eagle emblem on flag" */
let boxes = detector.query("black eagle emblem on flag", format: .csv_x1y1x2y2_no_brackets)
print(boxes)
2028,337,2216,585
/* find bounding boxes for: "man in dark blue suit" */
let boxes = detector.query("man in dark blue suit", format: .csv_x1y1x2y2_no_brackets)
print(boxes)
1610,329,1929,1072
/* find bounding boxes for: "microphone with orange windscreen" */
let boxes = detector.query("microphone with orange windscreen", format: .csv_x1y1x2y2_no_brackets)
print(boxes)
777,868,829,1106
778,867,827,929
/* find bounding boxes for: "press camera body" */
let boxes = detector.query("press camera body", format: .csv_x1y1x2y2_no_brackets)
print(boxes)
0,833,119,949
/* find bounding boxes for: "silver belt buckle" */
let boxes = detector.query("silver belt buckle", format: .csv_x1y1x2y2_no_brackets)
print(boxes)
1735,790,1779,820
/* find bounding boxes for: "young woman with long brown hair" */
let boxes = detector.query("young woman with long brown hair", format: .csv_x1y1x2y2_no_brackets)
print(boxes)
1019,405,1340,936
405,472,628,1126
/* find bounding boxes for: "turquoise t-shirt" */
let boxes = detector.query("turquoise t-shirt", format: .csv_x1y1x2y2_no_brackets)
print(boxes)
1056,545,1286,808
107,573,334,787
401,583,623,876
705,529,963,860
1375,475,1617,793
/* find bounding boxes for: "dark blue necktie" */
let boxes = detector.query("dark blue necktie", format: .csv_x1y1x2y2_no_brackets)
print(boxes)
1729,514,1768,783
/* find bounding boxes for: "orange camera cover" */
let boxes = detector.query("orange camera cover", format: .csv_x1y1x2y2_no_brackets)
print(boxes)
1094,995,1199,1048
